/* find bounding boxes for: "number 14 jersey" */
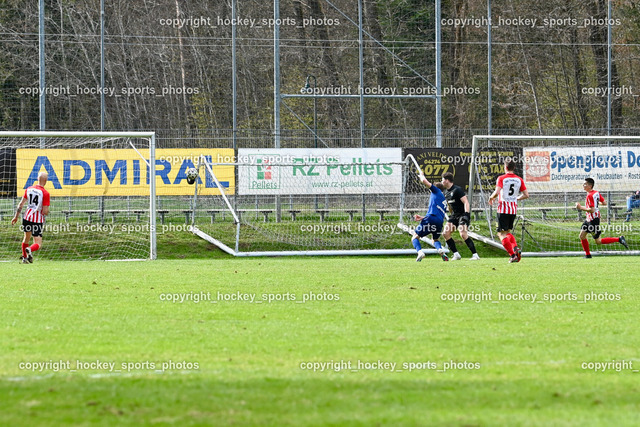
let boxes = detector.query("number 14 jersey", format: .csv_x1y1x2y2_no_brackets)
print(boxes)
23,185,50,223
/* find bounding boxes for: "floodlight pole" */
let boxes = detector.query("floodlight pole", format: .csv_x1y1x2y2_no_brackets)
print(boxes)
100,0,105,131
606,0,612,136
38,0,45,148
606,0,612,222
274,0,282,222
274,0,281,150
358,0,365,148
99,0,106,223
232,0,238,150
487,0,492,143
435,0,442,148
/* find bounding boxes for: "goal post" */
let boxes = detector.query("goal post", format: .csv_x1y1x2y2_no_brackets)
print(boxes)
189,150,448,257
0,131,156,261
468,135,640,257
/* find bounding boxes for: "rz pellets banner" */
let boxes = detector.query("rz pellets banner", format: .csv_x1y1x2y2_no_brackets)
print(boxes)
524,147,640,192
237,148,402,195
404,148,522,193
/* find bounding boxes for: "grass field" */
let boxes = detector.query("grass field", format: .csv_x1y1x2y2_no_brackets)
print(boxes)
1,256,639,426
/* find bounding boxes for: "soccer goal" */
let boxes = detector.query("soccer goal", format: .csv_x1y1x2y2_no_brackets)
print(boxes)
468,135,640,257
189,149,445,256
0,131,157,261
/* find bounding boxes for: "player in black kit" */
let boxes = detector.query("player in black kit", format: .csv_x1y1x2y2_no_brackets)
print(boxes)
441,172,480,260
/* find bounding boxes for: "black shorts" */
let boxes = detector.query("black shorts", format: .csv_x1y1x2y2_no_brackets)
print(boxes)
21,219,44,237
497,213,516,232
581,217,602,239
448,213,470,228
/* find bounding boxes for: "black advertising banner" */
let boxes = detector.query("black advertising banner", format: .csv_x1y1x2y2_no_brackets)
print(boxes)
0,148,17,199
404,147,522,193
404,148,467,191
471,148,523,193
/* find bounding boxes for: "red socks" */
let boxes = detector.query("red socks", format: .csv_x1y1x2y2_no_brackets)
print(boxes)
600,237,619,245
20,243,41,258
501,237,514,255
501,233,518,256
582,237,618,256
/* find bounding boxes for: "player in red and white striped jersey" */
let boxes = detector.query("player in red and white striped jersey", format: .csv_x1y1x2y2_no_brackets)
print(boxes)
576,178,628,258
488,159,529,263
11,172,51,264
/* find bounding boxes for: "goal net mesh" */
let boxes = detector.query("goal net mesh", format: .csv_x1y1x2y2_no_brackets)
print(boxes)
470,136,640,255
0,134,153,261
192,152,435,254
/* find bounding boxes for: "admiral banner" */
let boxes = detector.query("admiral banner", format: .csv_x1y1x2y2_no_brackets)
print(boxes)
524,147,640,192
404,148,522,193
0,148,16,198
16,149,235,196
237,148,402,195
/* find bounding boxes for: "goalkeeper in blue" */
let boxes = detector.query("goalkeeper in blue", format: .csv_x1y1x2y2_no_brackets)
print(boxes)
412,172,449,262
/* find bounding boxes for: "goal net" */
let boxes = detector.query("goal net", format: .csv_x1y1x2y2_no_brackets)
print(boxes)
0,131,156,261
190,149,445,256
468,135,640,256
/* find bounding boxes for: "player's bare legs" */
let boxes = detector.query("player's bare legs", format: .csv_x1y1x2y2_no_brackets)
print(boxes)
442,222,460,260
442,222,454,241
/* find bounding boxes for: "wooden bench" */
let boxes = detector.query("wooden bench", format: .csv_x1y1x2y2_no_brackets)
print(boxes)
471,208,484,221
157,210,169,224
102,210,121,223
111,209,167,224
61,210,98,224
238,209,274,223
288,210,301,221
375,209,390,221
182,210,193,224
84,210,98,224
539,208,551,220
608,203,622,221
345,209,361,222
206,209,226,224
132,210,146,223
316,209,329,222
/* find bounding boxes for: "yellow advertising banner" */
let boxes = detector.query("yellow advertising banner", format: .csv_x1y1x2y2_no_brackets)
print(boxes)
16,149,235,196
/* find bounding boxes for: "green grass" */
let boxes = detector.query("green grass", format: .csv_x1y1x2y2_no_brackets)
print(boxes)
1,257,639,426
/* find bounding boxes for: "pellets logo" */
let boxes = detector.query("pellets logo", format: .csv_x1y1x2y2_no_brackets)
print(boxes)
256,158,273,180
525,151,551,182
249,155,281,190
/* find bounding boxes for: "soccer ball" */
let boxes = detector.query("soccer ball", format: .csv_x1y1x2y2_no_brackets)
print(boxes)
186,167,198,185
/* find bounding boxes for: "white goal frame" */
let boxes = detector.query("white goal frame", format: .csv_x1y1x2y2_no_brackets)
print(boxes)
190,154,446,257
468,135,640,257
0,131,157,260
